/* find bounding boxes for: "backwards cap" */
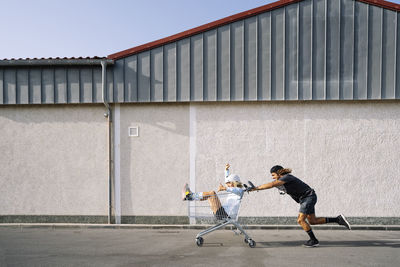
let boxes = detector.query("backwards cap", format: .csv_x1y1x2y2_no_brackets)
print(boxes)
270,165,284,174
225,173,241,183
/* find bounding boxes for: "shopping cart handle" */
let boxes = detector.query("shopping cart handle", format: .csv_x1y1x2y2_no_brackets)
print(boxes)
244,181,256,193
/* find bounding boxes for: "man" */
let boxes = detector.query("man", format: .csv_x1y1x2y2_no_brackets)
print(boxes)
253,165,351,247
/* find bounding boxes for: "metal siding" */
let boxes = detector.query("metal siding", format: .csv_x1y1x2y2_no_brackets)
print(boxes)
191,34,203,101
285,3,299,100
217,25,231,101
17,69,29,104
68,69,80,103
55,68,67,104
397,12,400,99
245,17,258,101
151,47,164,102
177,39,190,101
340,0,355,100
93,68,102,103
354,1,369,99
231,21,244,101
106,67,114,103
312,0,326,100
271,8,285,100
30,69,42,104
138,52,151,102
299,0,313,100
4,69,16,104
43,69,55,103
204,30,217,101
0,69,3,104
113,59,124,103
326,0,340,100
124,55,138,102
258,12,272,100
382,9,396,99
367,5,383,99
164,43,177,101
1,0,399,105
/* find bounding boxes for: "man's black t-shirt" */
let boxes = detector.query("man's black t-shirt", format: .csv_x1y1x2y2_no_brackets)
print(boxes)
276,174,314,203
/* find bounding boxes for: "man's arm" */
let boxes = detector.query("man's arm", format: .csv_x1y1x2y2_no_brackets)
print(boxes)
254,180,286,191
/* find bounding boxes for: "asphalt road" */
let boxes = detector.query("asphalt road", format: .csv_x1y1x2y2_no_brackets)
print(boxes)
0,227,399,267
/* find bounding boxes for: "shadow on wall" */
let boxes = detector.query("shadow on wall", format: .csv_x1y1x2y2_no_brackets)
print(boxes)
0,104,106,124
121,102,190,137
190,100,400,123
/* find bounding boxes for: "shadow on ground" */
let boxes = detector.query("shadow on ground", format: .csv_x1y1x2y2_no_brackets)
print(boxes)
256,240,400,248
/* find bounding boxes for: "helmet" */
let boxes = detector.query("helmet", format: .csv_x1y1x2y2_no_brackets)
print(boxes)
225,173,241,183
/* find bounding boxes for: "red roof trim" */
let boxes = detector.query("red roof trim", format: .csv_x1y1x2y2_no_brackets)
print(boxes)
107,0,302,60
108,0,400,60
357,0,400,12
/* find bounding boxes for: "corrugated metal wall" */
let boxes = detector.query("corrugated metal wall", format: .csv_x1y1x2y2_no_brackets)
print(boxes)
0,0,399,105
108,0,399,102
0,66,113,104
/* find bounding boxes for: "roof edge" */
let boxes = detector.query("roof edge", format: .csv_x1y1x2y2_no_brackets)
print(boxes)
357,0,400,12
108,0,400,61
107,0,302,60
0,58,114,67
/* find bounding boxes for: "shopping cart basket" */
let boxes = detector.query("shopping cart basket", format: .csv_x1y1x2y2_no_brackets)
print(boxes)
187,182,256,248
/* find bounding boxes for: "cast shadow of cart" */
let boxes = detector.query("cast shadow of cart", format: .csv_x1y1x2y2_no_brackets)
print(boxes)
256,240,400,248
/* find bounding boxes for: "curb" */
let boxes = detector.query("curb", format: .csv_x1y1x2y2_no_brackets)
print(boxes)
0,224,399,231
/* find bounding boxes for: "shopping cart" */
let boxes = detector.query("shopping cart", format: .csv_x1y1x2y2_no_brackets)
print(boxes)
187,181,256,248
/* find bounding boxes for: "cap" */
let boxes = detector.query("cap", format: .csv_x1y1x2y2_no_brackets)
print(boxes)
270,165,283,174
225,173,241,183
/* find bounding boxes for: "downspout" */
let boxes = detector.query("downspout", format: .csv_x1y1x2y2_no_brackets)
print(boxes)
101,60,113,224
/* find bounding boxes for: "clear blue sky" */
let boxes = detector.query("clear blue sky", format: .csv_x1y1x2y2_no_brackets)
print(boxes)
1,0,399,59
0,0,274,59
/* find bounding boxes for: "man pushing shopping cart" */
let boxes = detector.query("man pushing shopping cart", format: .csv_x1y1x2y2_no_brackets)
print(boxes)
183,163,351,248
182,163,257,248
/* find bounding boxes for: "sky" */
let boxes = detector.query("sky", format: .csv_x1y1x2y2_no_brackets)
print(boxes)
0,0,274,59
1,0,399,60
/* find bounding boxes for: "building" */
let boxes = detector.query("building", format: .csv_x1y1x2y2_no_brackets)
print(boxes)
1,0,399,225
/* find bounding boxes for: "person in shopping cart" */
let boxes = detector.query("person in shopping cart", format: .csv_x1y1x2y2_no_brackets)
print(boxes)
252,165,351,248
182,164,243,220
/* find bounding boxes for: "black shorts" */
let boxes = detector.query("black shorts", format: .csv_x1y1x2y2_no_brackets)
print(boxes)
215,207,228,220
299,194,317,214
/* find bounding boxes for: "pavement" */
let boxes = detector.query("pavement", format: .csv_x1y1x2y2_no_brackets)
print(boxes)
0,226,399,267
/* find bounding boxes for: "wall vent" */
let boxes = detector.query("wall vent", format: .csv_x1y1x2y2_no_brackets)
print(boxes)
128,127,139,137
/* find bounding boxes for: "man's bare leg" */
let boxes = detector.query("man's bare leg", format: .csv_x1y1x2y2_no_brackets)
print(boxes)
298,213,319,247
201,191,222,214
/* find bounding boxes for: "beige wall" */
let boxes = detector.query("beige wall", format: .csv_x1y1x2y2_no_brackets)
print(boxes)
1,101,399,219
118,101,400,218
119,104,189,216
0,105,108,215
194,102,400,217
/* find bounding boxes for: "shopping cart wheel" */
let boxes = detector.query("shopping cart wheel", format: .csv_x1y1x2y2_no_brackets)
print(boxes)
196,237,204,247
244,238,248,244
248,239,256,248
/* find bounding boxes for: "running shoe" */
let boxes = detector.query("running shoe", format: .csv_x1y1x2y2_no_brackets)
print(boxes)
303,239,319,248
182,183,193,201
338,214,351,230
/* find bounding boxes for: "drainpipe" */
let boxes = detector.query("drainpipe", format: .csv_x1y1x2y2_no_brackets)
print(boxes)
101,60,113,224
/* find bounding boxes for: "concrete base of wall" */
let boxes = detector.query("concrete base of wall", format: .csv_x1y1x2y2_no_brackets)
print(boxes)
0,224,400,231
1,216,400,225
0,216,108,224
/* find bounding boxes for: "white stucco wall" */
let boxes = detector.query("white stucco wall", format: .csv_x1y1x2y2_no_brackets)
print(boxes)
194,101,400,217
118,101,400,218
2,101,399,219
0,105,108,215
119,104,189,216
